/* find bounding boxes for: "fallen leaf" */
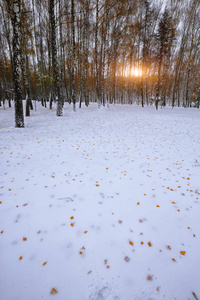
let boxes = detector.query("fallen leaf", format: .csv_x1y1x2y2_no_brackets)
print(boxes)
88,270,92,274
141,241,144,245
148,242,152,247
70,223,74,227
180,251,186,256
79,251,83,255
156,205,160,207
23,237,27,241
129,241,133,246
51,288,58,294
43,262,47,266
19,256,23,260
96,184,99,187
70,216,74,220
84,231,88,234
106,265,110,269
118,220,122,224
172,258,176,262
124,256,130,262
137,202,140,205
147,275,153,281
1,231,3,234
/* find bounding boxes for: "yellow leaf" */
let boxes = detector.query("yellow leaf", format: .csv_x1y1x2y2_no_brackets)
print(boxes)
51,288,58,294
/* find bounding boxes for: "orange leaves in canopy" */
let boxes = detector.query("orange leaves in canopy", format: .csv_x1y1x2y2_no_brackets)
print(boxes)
51,288,58,294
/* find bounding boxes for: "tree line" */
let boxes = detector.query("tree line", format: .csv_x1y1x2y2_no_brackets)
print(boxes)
0,0,200,127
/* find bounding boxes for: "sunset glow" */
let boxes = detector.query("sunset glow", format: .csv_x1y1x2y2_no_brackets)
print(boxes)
131,68,142,77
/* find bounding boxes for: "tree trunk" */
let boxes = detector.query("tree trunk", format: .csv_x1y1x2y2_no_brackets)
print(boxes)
12,0,24,127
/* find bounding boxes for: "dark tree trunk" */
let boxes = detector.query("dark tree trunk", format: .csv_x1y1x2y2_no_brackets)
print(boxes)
12,0,24,127
49,0,63,116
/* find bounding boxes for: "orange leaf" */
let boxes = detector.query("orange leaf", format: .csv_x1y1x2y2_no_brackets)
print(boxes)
129,241,133,246
52,176,55,178
43,262,47,266
156,205,160,207
172,202,176,204
70,216,74,220
118,220,122,224
19,256,23,260
84,231,88,234
51,288,58,294
1,231,3,234
141,241,144,245
96,184,99,187
137,202,140,205
172,258,176,262
70,223,74,227
79,251,83,255
148,242,152,247
8,188,11,191
180,251,186,256
147,275,153,281
104,259,107,264
23,237,27,241
106,265,110,269
167,245,171,250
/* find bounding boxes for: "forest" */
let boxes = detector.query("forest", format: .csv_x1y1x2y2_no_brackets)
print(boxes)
0,0,200,127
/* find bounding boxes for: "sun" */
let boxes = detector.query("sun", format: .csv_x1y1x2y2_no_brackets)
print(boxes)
131,68,142,77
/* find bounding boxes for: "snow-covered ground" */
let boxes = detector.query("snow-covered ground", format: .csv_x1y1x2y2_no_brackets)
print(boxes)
0,102,200,300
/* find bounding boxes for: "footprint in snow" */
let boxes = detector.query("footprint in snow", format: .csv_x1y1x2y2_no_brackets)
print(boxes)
89,286,119,300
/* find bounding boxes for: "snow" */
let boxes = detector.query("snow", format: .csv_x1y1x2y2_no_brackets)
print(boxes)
0,102,200,300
